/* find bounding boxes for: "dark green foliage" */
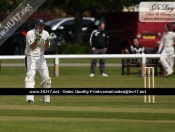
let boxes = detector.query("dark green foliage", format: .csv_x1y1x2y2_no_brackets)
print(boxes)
59,43,91,54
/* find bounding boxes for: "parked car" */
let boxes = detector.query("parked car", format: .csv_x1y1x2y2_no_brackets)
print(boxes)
83,12,175,54
44,17,95,54
0,23,34,55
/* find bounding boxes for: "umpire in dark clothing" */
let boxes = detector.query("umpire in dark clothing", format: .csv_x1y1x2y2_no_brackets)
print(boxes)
89,21,109,77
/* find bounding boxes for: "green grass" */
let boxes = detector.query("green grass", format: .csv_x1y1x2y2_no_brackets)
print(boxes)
0,66,175,88
0,63,175,132
0,58,122,63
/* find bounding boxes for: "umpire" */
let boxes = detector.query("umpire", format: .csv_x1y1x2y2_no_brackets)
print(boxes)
89,21,109,77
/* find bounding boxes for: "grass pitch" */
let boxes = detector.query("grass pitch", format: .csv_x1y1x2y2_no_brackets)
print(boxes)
0,60,175,132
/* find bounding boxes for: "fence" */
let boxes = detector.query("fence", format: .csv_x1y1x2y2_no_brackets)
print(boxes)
0,54,175,76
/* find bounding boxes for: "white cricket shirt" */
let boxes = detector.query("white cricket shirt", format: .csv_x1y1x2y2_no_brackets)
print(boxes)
25,29,50,56
158,31,175,53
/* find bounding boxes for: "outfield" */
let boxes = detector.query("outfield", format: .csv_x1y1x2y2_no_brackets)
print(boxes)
0,58,175,132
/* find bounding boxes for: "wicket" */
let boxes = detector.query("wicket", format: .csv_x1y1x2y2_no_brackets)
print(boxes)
144,67,155,103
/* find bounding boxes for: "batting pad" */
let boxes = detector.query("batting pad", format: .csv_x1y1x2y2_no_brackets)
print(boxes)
40,95,50,102
41,78,51,88
25,76,35,88
26,95,34,102
25,76,35,102
41,78,51,102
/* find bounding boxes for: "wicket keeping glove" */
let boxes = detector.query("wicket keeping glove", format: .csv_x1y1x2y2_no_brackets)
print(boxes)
45,33,57,43
35,29,42,43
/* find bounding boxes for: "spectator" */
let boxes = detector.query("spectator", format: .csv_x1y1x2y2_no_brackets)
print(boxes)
121,42,134,64
157,24,175,78
122,47,130,54
121,41,132,54
130,38,146,76
89,21,109,77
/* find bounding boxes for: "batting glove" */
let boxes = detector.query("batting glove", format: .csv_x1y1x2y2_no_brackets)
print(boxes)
45,33,57,43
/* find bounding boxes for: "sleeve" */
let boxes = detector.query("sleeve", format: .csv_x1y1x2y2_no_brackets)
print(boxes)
26,32,34,46
141,46,145,54
89,30,96,47
105,31,109,48
45,32,50,46
25,31,34,55
158,33,164,52
45,31,50,38
130,45,134,53
44,32,50,46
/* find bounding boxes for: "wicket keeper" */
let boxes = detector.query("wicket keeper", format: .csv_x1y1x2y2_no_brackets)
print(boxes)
24,18,56,102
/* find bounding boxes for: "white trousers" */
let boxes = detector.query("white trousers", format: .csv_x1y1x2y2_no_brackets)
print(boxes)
25,56,51,102
160,51,174,73
25,55,50,84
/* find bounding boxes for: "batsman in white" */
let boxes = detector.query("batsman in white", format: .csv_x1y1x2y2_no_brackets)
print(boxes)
24,18,57,102
157,24,175,77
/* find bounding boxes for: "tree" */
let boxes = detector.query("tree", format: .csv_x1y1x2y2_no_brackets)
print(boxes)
0,0,9,12
40,0,142,44
0,0,22,12
2,0,171,44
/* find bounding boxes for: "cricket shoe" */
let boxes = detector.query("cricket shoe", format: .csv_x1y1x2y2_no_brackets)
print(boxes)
101,73,108,77
40,96,44,102
27,99,34,102
166,69,173,78
26,95,34,102
138,73,142,77
40,96,50,102
89,73,94,77
166,75,171,78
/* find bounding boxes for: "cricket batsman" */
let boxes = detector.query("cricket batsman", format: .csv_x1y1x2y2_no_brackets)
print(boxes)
24,18,57,102
157,24,175,77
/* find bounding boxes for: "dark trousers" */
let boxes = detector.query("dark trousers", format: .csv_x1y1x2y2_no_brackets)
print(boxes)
90,49,106,74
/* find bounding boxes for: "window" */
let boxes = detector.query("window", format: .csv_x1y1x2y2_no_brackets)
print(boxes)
83,20,93,27
60,20,74,26
46,19,62,27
